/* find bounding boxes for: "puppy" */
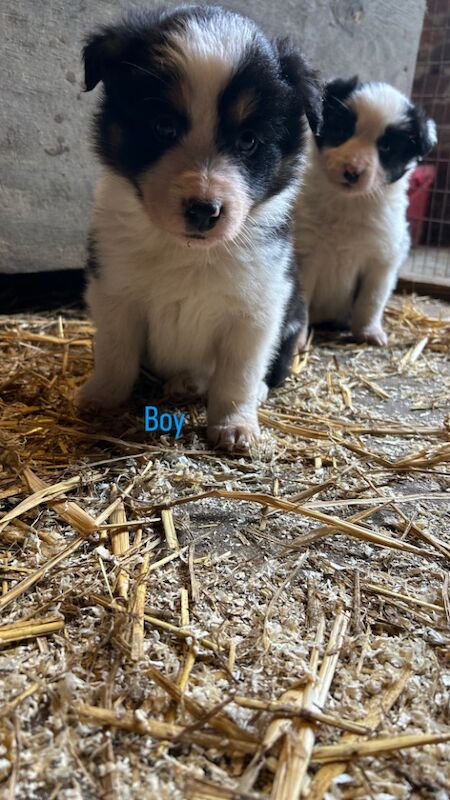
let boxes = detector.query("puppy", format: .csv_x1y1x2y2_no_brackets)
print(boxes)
295,78,437,347
78,5,321,450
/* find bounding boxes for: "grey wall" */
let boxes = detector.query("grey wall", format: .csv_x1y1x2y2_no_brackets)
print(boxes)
1,0,426,274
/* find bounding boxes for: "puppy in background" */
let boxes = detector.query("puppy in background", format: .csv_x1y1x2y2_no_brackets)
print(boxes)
78,5,320,450
295,78,437,347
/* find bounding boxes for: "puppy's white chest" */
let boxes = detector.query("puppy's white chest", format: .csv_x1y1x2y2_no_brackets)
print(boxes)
144,266,228,378
298,212,365,323
310,239,362,323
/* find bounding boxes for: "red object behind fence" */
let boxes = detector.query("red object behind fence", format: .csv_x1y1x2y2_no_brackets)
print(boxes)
407,164,436,246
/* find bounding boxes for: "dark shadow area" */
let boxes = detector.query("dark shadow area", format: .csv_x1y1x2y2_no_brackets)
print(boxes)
0,270,85,314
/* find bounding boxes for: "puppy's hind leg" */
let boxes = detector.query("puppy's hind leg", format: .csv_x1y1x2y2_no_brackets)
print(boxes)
266,281,307,387
77,283,144,409
265,327,301,389
296,316,310,352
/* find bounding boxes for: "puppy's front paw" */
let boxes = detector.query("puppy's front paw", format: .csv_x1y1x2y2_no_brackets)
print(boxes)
208,420,260,452
353,324,388,347
75,376,129,410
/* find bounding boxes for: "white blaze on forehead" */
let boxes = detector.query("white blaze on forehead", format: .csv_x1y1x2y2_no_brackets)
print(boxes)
348,83,411,142
164,12,258,156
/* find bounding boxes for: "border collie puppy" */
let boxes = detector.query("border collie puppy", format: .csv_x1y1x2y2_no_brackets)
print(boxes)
77,5,321,451
295,78,437,347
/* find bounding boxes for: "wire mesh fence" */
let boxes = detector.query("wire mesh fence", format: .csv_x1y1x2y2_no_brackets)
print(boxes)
403,0,450,289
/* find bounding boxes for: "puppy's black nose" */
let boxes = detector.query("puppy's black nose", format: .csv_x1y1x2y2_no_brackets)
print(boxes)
185,199,222,233
343,169,361,185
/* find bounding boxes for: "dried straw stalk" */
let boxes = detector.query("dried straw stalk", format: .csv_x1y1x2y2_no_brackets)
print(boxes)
186,776,262,800
239,616,326,793
130,553,150,661
166,489,430,557
0,614,64,645
0,462,154,613
308,666,411,799
144,663,256,743
272,607,349,800
232,697,368,735
75,703,257,754
109,488,130,599
91,593,218,652
161,508,179,550
311,730,450,763
0,681,41,720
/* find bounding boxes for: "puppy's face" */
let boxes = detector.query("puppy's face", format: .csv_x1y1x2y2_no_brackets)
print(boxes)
84,7,321,248
314,77,437,196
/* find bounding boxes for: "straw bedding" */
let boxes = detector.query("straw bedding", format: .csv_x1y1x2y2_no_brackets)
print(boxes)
0,296,449,800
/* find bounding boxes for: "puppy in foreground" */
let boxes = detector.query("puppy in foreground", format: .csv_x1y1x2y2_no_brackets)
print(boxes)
295,78,437,348
78,5,320,450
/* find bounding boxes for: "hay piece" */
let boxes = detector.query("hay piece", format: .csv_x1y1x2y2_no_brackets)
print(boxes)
144,663,256,743
308,667,411,799
109,489,130,599
442,573,450,627
177,650,196,693
232,697,368,735
75,703,257,754
0,535,87,614
399,335,429,368
0,463,154,613
311,730,450,763
161,508,179,550
130,553,150,661
0,614,64,646
91,593,218,652
0,683,40,720
0,469,99,534
186,777,262,800
168,489,430,557
23,468,98,536
175,587,196,693
239,616,326,793
272,607,349,800
362,581,445,614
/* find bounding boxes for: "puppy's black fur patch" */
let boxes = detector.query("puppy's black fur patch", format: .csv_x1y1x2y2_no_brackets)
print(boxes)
315,76,359,149
83,10,189,177
217,48,311,202
378,106,436,184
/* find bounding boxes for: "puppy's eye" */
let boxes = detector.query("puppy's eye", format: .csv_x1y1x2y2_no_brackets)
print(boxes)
236,130,258,154
378,139,391,154
153,116,179,142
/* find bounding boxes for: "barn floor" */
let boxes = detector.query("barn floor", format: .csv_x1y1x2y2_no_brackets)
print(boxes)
0,297,450,800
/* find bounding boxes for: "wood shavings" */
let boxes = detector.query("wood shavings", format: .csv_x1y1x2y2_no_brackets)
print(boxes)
0,296,449,799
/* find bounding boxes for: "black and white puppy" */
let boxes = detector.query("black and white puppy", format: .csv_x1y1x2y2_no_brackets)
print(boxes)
295,78,437,347
78,5,320,450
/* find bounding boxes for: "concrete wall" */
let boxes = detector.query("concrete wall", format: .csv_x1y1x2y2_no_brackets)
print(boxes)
1,0,426,274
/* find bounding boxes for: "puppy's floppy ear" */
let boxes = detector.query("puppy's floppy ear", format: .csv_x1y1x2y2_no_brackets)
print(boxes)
275,38,323,135
324,75,360,109
83,29,123,91
83,23,150,92
409,105,438,160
